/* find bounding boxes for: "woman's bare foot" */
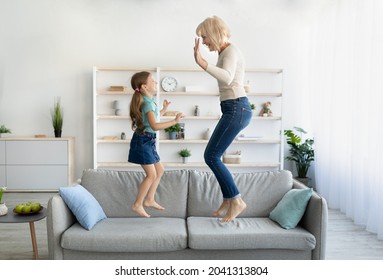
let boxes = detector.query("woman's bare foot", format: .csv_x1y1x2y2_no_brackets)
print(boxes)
144,200,165,211
221,198,247,223
131,203,151,218
212,201,230,217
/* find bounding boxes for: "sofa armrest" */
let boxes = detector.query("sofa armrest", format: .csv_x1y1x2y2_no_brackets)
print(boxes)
47,194,76,260
293,180,328,260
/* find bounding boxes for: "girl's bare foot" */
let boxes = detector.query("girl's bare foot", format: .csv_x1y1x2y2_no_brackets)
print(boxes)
131,203,151,218
144,200,165,211
212,201,230,217
221,198,247,223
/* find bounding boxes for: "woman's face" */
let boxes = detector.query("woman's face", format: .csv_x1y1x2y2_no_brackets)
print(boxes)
201,35,215,52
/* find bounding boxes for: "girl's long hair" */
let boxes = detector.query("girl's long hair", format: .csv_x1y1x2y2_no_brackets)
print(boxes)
130,71,150,133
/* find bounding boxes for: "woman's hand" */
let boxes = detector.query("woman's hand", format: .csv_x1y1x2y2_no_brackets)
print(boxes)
194,37,208,70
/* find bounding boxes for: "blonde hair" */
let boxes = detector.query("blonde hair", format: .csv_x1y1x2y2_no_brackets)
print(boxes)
196,16,231,51
130,71,150,133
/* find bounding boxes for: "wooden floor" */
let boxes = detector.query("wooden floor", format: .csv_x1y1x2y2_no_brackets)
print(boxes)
1,192,383,260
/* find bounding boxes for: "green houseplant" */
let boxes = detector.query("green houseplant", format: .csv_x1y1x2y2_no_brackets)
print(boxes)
51,97,63,138
0,186,6,204
165,123,181,140
284,127,314,179
0,125,11,137
0,186,7,216
250,103,256,115
178,148,191,163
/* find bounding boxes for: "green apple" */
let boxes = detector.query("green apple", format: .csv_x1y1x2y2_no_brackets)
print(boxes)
31,203,41,212
15,204,24,213
22,205,32,213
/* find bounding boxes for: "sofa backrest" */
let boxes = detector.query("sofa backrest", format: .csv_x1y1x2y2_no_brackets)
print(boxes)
187,170,293,217
80,169,189,218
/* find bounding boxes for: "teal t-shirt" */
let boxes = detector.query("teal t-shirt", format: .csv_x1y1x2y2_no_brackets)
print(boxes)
142,95,159,134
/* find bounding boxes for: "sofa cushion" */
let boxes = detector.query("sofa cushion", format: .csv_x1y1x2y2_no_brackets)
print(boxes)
269,188,313,229
80,169,189,218
187,217,316,251
188,170,293,217
61,217,187,253
59,184,106,230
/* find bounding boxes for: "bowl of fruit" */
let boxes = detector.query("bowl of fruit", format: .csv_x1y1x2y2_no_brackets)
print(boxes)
13,201,43,215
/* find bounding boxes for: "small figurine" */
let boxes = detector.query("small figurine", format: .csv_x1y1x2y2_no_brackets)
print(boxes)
259,101,273,117
194,105,200,116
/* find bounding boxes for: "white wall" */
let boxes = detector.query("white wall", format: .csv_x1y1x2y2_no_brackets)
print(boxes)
0,0,332,179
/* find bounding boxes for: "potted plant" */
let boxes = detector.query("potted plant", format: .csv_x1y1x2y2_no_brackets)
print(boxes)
0,186,8,216
51,97,63,138
0,125,11,138
165,123,181,140
250,103,256,115
284,127,314,184
178,148,191,163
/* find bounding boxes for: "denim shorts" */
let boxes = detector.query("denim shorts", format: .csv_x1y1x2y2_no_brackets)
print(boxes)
128,132,160,165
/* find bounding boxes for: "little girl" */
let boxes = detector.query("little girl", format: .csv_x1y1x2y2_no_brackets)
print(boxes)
128,71,184,218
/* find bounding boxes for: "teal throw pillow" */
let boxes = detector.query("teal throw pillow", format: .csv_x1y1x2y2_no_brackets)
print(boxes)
269,188,313,229
59,184,106,230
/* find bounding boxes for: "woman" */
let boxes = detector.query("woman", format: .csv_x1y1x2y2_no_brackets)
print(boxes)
194,16,252,222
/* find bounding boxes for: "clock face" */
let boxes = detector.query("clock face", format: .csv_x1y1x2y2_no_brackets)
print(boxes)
161,76,177,92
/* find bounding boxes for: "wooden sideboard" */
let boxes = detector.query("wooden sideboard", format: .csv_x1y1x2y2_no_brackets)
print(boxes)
0,137,75,191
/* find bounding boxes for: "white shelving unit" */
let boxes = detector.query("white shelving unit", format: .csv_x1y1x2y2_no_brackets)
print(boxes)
93,66,283,172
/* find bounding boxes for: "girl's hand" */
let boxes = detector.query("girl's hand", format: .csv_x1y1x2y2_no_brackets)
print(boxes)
163,99,171,109
175,112,185,122
194,38,208,70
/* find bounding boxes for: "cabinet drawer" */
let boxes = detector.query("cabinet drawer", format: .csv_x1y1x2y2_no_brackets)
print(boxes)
6,165,68,190
0,142,5,164
6,140,68,165
0,166,5,186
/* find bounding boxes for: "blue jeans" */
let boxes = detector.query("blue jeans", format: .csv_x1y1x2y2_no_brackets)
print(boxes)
204,97,252,199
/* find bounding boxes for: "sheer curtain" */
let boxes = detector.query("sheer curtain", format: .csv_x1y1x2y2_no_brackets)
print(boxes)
307,0,383,239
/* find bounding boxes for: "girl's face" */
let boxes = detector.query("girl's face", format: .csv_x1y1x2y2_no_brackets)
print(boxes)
143,74,157,95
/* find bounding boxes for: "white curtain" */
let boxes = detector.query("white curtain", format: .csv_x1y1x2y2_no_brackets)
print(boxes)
308,0,383,239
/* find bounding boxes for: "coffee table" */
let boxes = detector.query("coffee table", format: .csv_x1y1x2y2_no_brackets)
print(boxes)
0,207,47,259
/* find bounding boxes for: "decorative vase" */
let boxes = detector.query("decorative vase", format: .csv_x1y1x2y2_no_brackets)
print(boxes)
54,129,62,138
204,128,211,140
244,82,251,93
181,157,188,164
0,203,8,216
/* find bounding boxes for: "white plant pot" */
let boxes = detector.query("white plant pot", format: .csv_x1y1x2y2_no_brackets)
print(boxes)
181,157,188,163
0,203,8,216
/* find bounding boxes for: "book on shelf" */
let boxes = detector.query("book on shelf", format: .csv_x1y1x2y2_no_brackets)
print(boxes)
109,86,127,91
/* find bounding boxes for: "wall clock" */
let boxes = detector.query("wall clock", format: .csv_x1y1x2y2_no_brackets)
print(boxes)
161,76,178,92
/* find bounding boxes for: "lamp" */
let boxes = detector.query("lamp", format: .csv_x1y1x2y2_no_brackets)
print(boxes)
113,100,122,116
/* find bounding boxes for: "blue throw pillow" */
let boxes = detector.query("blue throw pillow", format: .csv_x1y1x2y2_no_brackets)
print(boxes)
269,188,313,229
59,184,106,230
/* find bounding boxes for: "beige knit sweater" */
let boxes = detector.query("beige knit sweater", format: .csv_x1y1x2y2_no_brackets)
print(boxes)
205,44,247,101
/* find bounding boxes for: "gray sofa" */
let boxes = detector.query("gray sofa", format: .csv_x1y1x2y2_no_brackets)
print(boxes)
47,169,327,260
